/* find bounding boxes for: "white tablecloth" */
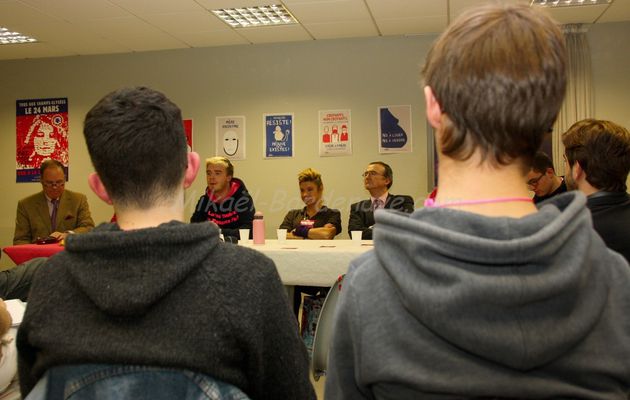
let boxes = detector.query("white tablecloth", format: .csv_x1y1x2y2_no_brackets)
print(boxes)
238,239,373,286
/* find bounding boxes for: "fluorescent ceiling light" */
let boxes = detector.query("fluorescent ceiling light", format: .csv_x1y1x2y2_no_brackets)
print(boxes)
211,4,297,28
531,0,612,7
0,27,37,45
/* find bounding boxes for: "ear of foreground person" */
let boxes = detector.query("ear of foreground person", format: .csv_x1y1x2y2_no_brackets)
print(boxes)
325,4,630,399
16,86,316,400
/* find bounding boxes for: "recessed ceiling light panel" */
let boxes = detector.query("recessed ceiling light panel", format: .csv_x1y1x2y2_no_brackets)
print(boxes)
211,4,297,28
0,27,37,45
531,0,613,7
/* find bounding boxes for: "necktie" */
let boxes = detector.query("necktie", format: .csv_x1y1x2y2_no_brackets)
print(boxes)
372,199,382,211
51,199,59,232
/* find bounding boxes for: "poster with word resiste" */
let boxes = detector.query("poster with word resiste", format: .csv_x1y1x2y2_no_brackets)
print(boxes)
216,116,246,160
264,113,293,158
16,98,69,183
378,105,412,154
318,109,352,157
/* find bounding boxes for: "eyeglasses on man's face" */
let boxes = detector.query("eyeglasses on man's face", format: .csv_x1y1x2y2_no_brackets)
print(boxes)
42,180,65,188
362,171,384,178
527,174,545,187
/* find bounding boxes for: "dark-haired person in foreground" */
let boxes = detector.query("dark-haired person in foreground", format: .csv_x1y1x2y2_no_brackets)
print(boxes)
17,87,315,399
562,118,630,262
326,4,630,399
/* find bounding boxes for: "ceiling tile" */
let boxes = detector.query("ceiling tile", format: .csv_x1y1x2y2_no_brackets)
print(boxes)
285,0,371,24
376,16,446,35
304,20,378,39
236,23,312,44
0,42,72,60
72,17,188,51
598,0,630,23
535,4,609,24
108,0,203,14
195,0,280,10
366,0,446,20
142,11,230,34
18,0,129,21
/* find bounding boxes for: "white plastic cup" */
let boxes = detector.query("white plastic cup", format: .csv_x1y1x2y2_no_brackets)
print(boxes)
277,228,287,243
239,229,250,244
351,230,362,245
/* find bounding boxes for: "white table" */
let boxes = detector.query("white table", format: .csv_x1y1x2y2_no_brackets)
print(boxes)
238,239,373,286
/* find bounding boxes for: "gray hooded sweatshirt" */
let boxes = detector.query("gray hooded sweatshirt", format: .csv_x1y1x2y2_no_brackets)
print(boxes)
326,191,630,399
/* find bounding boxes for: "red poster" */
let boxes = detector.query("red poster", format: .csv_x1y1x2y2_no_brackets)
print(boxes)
183,119,193,151
16,98,69,182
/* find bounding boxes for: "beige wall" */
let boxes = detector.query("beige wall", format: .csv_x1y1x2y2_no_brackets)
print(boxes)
0,22,628,267
0,35,434,266
587,21,630,192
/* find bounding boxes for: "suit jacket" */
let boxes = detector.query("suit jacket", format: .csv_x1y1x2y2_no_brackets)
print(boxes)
587,191,630,263
13,190,95,245
348,194,414,239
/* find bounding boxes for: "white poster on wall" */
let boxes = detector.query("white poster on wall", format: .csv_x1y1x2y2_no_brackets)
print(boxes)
318,109,352,157
378,105,412,153
216,116,246,160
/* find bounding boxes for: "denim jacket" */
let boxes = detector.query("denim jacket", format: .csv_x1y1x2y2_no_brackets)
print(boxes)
25,364,250,400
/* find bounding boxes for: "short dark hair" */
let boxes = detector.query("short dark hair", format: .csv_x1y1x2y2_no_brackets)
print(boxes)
83,87,188,208
562,119,630,192
369,161,393,189
531,151,555,174
422,4,566,168
39,159,65,177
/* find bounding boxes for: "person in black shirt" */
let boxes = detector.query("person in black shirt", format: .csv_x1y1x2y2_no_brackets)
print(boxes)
562,118,630,263
526,151,567,204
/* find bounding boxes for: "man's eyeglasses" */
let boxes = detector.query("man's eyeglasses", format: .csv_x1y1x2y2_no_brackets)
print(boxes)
42,181,65,188
527,174,545,187
362,171,383,178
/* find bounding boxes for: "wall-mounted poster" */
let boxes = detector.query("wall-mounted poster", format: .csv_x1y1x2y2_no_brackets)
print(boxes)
16,97,69,182
216,116,246,160
264,113,293,158
183,119,193,152
378,105,412,154
319,109,352,157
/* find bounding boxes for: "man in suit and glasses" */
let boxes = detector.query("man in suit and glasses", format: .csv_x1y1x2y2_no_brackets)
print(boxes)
348,161,414,239
13,159,94,244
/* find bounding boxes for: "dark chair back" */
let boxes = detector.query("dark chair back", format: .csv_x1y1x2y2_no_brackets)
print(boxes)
311,274,345,381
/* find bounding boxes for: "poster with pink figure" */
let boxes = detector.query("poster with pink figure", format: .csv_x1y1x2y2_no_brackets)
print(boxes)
318,109,351,157
16,98,69,182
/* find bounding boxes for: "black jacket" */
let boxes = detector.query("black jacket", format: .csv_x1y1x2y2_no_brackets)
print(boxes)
190,177,255,240
348,194,414,239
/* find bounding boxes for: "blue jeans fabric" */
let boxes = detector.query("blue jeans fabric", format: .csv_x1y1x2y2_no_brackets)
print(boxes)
26,364,250,400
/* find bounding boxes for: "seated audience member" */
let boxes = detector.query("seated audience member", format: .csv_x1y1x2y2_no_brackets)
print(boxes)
0,299,17,394
279,168,341,317
13,159,94,245
348,161,414,239
527,151,567,204
280,168,341,240
17,87,315,399
326,4,630,399
562,118,630,262
0,258,46,301
190,156,255,242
